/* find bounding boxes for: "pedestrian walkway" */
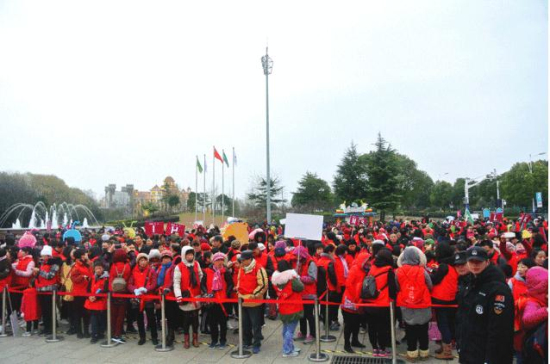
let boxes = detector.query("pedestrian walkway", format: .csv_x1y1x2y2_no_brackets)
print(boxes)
0,316,458,364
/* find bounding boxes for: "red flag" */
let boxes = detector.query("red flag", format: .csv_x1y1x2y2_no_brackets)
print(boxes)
145,221,165,236
166,222,185,237
214,147,223,162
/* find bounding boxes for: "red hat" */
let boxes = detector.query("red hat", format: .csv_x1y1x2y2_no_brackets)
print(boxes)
161,251,173,259
200,242,211,251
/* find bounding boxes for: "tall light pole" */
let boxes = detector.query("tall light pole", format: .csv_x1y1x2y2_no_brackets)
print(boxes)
529,152,546,213
261,48,273,224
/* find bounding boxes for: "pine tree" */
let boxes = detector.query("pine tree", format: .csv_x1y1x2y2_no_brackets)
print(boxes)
333,143,368,205
365,133,400,220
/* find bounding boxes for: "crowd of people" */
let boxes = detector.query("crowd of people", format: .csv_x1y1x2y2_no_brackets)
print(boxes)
0,215,547,363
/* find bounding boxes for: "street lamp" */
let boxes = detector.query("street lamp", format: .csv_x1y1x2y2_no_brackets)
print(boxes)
261,48,273,224
529,152,546,213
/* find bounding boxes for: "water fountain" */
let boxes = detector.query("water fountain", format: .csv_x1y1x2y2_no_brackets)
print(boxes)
0,202,100,229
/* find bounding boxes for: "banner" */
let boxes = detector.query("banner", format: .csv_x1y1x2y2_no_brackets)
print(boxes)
144,221,165,236
349,215,367,226
536,192,543,208
166,222,185,237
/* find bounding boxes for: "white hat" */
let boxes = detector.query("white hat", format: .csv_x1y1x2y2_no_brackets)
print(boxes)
41,245,53,257
148,249,161,260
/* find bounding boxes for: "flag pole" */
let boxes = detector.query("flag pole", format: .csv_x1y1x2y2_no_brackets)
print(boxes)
203,154,206,223
212,147,216,226
195,155,198,223
232,147,235,217
222,150,225,225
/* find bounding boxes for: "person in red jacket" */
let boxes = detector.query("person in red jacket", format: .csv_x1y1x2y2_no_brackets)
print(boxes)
395,246,432,361
128,253,158,346
292,245,317,344
201,252,234,349
316,244,339,330
271,259,304,358
85,260,109,343
109,248,131,344
11,247,35,313
364,248,396,358
34,245,61,336
429,242,458,360
340,247,369,353
70,248,92,339
333,244,349,330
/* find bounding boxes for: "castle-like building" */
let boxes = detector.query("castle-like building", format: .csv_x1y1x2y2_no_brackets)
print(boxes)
103,176,191,216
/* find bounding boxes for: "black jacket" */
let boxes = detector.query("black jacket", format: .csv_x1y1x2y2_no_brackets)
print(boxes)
457,264,514,364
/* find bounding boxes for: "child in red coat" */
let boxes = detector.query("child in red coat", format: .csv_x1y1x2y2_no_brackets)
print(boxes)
21,286,40,336
85,260,109,343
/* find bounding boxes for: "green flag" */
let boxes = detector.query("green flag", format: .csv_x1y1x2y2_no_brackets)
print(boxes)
465,208,474,224
222,150,230,167
196,157,203,173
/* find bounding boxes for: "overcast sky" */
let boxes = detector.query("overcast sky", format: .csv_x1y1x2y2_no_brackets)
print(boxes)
0,1,547,203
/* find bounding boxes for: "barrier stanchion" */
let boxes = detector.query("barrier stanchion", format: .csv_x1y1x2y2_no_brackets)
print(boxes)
46,290,63,343
319,290,335,343
230,297,251,359
101,292,117,348
0,286,7,337
155,293,173,352
390,301,397,364
308,295,329,362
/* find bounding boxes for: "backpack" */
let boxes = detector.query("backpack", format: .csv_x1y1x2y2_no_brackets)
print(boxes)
401,268,426,306
112,264,128,293
361,271,388,300
523,321,547,364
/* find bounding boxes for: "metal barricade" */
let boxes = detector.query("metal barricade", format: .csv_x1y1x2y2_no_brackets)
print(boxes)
230,297,251,359
308,295,329,362
45,290,64,343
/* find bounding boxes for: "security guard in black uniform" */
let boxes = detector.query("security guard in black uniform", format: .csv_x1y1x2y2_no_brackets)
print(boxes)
457,246,514,364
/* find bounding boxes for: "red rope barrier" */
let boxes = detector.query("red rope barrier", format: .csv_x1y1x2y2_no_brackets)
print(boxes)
6,287,458,308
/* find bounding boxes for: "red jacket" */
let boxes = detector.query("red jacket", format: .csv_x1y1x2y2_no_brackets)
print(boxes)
255,252,268,270
35,262,59,290
431,265,458,303
295,258,317,298
364,265,392,307
333,255,348,292
70,260,92,295
509,277,528,302
84,273,109,311
128,265,157,293
109,262,131,292
11,256,34,289
316,255,337,292
341,261,366,313
21,287,41,321
272,271,303,316
202,266,233,301
396,265,431,309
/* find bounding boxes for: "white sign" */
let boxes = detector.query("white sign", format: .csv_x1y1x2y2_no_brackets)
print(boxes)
284,213,323,241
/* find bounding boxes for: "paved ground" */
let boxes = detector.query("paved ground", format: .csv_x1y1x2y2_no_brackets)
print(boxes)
0,316,459,364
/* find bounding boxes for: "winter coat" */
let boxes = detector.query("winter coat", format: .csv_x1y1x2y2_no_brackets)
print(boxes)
457,264,514,364
21,287,41,321
237,259,268,307
522,266,548,331
271,269,304,322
